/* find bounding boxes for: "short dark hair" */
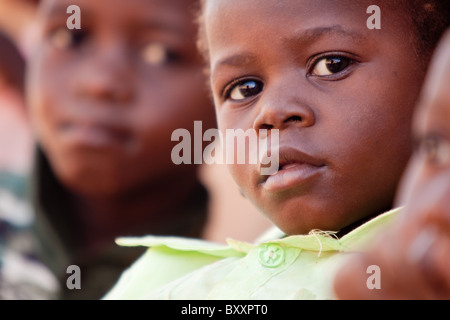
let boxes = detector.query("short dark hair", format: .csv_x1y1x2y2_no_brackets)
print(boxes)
402,0,450,60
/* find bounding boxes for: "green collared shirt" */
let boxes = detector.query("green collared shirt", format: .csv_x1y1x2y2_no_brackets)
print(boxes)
104,208,399,300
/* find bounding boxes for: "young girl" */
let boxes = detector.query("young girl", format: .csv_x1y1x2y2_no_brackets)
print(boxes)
105,0,450,299
334,30,450,300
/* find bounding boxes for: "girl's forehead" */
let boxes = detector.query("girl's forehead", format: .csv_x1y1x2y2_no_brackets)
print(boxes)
205,0,395,19
204,0,407,43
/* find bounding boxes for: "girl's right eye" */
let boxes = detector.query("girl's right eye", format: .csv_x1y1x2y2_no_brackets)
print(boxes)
225,79,264,101
47,27,87,50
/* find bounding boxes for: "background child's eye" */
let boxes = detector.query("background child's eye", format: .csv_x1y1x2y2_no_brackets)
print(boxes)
48,28,87,50
141,43,182,66
311,56,352,76
419,135,450,166
227,79,264,101
141,43,168,66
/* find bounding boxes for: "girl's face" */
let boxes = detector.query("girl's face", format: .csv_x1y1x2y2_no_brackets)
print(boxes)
395,34,450,227
27,0,215,196
204,0,426,235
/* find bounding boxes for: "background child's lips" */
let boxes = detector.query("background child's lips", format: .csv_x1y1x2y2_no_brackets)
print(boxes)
58,120,132,149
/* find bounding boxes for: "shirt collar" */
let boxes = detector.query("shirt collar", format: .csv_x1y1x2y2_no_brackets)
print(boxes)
116,207,400,256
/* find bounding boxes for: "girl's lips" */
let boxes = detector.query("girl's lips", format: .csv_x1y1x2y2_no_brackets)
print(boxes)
279,162,302,171
262,162,325,193
259,146,327,193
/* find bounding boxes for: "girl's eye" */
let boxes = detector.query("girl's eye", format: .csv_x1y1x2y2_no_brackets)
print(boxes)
419,135,450,166
311,56,352,77
227,79,264,101
48,28,87,50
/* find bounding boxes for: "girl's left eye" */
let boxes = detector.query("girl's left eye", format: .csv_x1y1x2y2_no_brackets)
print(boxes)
311,56,352,77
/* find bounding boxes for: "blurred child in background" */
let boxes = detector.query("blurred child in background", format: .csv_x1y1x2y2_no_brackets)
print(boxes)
26,0,217,299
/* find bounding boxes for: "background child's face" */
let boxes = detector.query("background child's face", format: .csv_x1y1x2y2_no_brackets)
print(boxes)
27,0,215,196
395,34,450,221
205,0,426,234
334,40,450,300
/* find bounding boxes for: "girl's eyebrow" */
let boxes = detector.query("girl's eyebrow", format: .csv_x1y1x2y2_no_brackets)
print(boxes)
214,52,256,69
210,51,257,84
282,25,367,48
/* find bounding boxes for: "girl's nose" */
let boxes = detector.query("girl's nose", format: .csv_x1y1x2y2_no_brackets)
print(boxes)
252,73,315,132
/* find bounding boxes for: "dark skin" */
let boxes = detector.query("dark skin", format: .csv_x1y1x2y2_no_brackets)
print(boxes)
26,0,216,252
204,0,426,235
334,33,450,299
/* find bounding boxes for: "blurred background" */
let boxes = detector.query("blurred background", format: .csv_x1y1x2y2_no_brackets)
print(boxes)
0,0,37,176
0,0,38,56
